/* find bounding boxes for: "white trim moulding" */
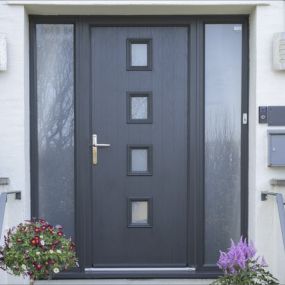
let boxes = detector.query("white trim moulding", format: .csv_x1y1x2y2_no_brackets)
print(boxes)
6,0,271,6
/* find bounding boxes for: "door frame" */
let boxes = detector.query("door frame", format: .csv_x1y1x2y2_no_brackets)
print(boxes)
29,15,249,279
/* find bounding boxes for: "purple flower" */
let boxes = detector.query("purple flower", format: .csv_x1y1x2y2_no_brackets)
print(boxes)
217,237,266,275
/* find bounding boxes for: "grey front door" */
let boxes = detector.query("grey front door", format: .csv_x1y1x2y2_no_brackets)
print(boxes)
91,27,189,268
32,16,248,277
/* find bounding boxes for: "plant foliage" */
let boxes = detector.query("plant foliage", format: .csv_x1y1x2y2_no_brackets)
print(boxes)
212,238,279,285
0,219,77,280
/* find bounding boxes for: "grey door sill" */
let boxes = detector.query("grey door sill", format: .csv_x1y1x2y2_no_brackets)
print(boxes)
35,279,214,285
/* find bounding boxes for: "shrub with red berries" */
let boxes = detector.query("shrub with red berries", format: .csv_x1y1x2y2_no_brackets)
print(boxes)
0,219,77,280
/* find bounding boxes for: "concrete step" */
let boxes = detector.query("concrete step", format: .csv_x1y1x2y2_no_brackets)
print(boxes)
36,279,214,285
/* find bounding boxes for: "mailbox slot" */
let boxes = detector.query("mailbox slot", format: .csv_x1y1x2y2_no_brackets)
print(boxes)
268,130,285,167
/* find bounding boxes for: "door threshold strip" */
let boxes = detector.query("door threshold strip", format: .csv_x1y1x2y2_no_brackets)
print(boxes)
85,267,196,272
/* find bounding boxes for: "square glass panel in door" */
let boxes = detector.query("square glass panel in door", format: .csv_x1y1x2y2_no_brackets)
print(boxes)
127,39,152,70
132,201,148,224
91,27,188,267
36,24,75,239
128,198,152,227
127,92,153,123
204,24,242,265
127,145,153,175
132,149,147,171
132,44,147,66
132,97,147,119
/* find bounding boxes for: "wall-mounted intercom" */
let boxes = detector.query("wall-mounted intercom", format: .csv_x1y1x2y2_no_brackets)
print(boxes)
259,106,285,126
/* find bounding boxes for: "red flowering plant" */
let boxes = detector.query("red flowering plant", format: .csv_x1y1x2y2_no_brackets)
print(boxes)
0,219,77,281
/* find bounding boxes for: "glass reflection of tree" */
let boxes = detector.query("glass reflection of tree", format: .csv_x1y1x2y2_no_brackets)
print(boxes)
37,25,74,238
205,108,241,265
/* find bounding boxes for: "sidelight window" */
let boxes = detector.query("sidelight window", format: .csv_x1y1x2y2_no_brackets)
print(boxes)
204,23,243,265
35,24,75,238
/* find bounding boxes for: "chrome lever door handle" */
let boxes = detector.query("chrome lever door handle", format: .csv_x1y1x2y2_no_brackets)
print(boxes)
92,134,110,165
92,134,111,148
94,143,111,147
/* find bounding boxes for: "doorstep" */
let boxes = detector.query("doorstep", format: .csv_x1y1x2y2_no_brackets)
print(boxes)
35,279,214,285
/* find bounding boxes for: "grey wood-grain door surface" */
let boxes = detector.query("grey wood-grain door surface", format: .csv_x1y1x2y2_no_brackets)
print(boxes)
91,27,188,267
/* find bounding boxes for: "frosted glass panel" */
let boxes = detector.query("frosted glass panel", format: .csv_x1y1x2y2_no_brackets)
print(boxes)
131,43,148,66
204,24,242,264
132,201,148,224
131,149,148,172
36,25,74,238
131,96,148,119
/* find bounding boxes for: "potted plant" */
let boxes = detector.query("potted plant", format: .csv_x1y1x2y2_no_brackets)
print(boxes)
212,237,279,285
0,219,77,284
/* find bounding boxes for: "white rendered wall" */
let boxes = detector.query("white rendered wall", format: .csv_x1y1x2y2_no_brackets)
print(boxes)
0,0,284,284
249,1,285,283
0,3,30,284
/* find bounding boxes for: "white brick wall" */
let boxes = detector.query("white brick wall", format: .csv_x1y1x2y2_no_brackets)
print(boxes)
0,0,284,284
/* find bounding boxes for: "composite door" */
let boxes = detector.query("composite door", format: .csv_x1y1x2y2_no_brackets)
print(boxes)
90,27,189,268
